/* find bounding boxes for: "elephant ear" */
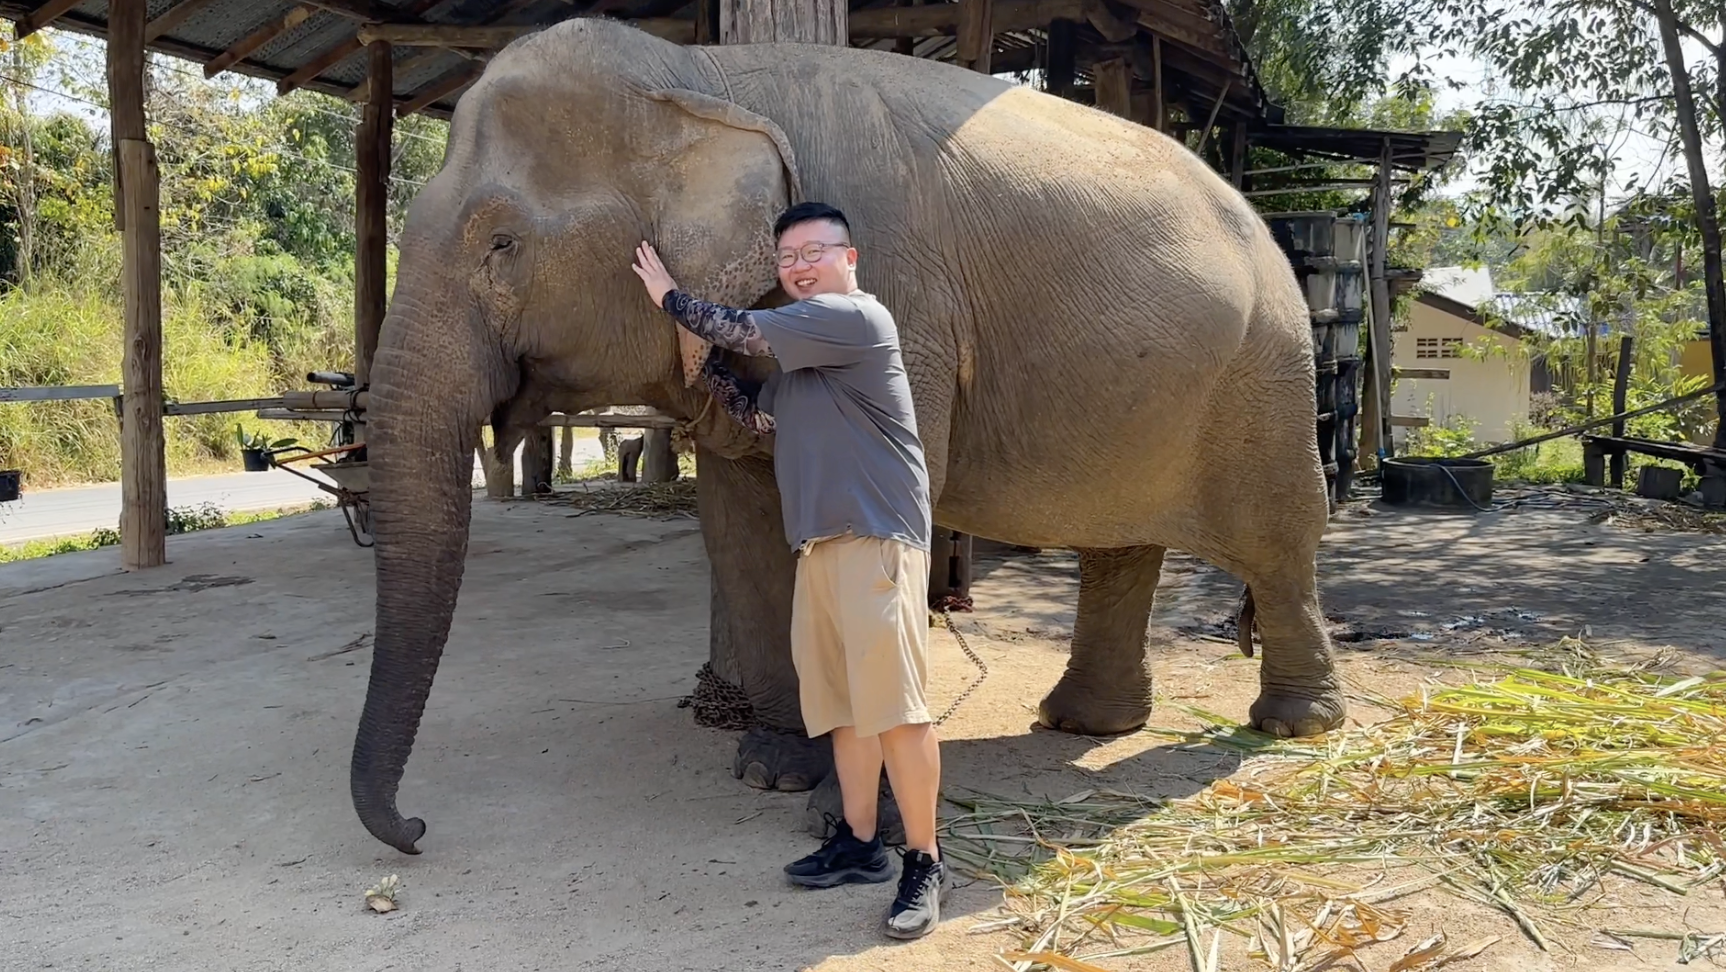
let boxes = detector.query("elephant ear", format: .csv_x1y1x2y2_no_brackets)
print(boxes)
644,88,804,386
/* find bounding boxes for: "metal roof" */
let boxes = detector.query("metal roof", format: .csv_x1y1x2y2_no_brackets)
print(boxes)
0,0,1274,120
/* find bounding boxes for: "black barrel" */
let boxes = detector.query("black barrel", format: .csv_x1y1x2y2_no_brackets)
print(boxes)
1380,457,1495,512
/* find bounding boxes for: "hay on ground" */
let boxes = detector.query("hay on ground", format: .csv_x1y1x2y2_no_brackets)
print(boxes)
943,642,1726,971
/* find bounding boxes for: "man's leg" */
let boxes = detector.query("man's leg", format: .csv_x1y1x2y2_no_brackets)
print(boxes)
831,727,885,840
837,536,950,939
879,722,940,858
783,541,894,889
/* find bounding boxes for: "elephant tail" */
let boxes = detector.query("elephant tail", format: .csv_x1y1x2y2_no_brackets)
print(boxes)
1235,586,1256,658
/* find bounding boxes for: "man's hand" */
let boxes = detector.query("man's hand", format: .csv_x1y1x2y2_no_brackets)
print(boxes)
631,241,679,308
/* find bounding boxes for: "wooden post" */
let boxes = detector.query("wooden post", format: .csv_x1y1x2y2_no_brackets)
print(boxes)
110,0,167,570
1151,34,1165,131
1229,125,1248,188
521,427,554,495
1092,57,1132,118
354,41,392,394
956,0,993,73
1610,335,1634,488
694,0,719,43
720,0,847,43
557,426,575,479
1046,18,1075,98
641,428,678,482
1359,140,1395,465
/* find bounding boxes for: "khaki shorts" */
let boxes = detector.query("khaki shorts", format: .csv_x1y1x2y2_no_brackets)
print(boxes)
791,533,932,739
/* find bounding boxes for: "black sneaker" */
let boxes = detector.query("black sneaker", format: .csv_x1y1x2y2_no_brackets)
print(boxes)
884,848,950,939
783,816,893,888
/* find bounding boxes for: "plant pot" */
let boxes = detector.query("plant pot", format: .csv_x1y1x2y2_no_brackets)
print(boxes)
0,469,21,502
241,449,272,472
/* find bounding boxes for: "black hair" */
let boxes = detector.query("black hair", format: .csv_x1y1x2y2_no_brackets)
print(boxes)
774,202,851,241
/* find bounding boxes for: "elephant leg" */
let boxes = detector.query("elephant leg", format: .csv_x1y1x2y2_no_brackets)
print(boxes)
693,444,830,792
1038,546,1164,735
1240,567,1345,738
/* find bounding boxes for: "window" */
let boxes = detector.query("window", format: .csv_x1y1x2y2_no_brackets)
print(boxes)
1415,337,1463,359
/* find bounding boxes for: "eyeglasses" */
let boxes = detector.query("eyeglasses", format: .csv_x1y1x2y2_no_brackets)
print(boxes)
775,241,850,268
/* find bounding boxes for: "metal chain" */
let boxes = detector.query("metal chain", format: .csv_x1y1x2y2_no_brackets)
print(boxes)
933,606,989,726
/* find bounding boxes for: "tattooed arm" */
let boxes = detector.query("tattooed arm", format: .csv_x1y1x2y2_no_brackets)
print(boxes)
662,290,776,357
701,350,775,436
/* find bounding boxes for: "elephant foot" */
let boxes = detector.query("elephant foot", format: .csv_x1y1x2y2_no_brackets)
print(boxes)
804,770,906,847
1036,671,1153,736
1249,688,1346,738
732,726,831,792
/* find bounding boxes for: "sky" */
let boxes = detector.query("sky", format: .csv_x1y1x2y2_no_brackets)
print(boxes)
1389,32,1725,206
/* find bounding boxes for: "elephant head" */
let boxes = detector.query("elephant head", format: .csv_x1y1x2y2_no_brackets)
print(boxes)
353,21,801,854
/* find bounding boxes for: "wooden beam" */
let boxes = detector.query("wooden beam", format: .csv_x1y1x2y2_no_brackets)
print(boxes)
850,0,1083,38
15,0,84,39
354,40,392,394
0,384,120,402
145,0,222,43
1084,0,1137,42
397,62,483,117
956,0,994,73
1388,416,1430,428
346,47,440,103
1091,56,1131,118
206,5,314,78
278,38,365,95
110,0,166,570
356,16,695,47
297,0,394,22
277,0,446,95
1108,0,1224,53
356,24,539,46
1393,368,1450,380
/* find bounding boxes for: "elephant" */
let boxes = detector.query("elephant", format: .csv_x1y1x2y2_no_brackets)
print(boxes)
354,16,1343,856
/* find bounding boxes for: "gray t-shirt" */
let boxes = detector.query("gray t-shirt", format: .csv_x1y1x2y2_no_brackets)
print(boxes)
751,291,932,552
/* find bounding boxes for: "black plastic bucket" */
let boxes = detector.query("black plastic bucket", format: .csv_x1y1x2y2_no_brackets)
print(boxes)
241,449,271,473
0,469,20,502
1380,457,1494,512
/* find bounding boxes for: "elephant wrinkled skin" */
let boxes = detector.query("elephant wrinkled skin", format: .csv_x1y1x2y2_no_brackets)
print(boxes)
354,18,1343,855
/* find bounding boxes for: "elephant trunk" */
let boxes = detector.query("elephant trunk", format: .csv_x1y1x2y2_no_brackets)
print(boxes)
351,295,494,855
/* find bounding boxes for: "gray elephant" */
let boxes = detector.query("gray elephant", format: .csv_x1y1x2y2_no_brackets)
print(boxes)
354,17,1342,855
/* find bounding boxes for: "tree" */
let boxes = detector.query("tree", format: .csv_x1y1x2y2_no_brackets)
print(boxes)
1412,0,1726,445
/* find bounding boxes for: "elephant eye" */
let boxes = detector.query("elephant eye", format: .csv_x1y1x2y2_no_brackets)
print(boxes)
490,234,514,251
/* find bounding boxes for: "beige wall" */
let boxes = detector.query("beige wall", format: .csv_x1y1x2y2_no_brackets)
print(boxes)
1680,338,1715,382
1390,299,1532,446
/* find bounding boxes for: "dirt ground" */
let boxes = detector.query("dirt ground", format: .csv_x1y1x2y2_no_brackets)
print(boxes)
2,482,1722,972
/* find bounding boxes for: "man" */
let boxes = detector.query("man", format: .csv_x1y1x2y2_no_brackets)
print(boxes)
630,202,949,940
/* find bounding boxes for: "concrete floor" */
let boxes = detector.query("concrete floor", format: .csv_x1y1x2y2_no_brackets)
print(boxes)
4,485,1724,972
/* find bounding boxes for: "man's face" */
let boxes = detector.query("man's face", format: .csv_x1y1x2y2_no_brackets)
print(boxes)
775,219,856,301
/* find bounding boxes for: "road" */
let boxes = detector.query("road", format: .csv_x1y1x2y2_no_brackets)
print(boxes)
0,438,606,545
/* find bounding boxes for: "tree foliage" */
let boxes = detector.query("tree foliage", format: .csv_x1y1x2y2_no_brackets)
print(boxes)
0,28,449,487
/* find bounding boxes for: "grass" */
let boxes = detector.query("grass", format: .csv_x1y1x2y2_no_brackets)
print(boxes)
0,499,330,563
2,276,350,489
943,641,1726,971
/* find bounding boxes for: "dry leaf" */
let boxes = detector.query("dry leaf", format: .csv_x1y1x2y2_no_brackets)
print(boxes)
1433,937,1500,968
999,952,1113,972
1387,933,1446,972
364,873,402,913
